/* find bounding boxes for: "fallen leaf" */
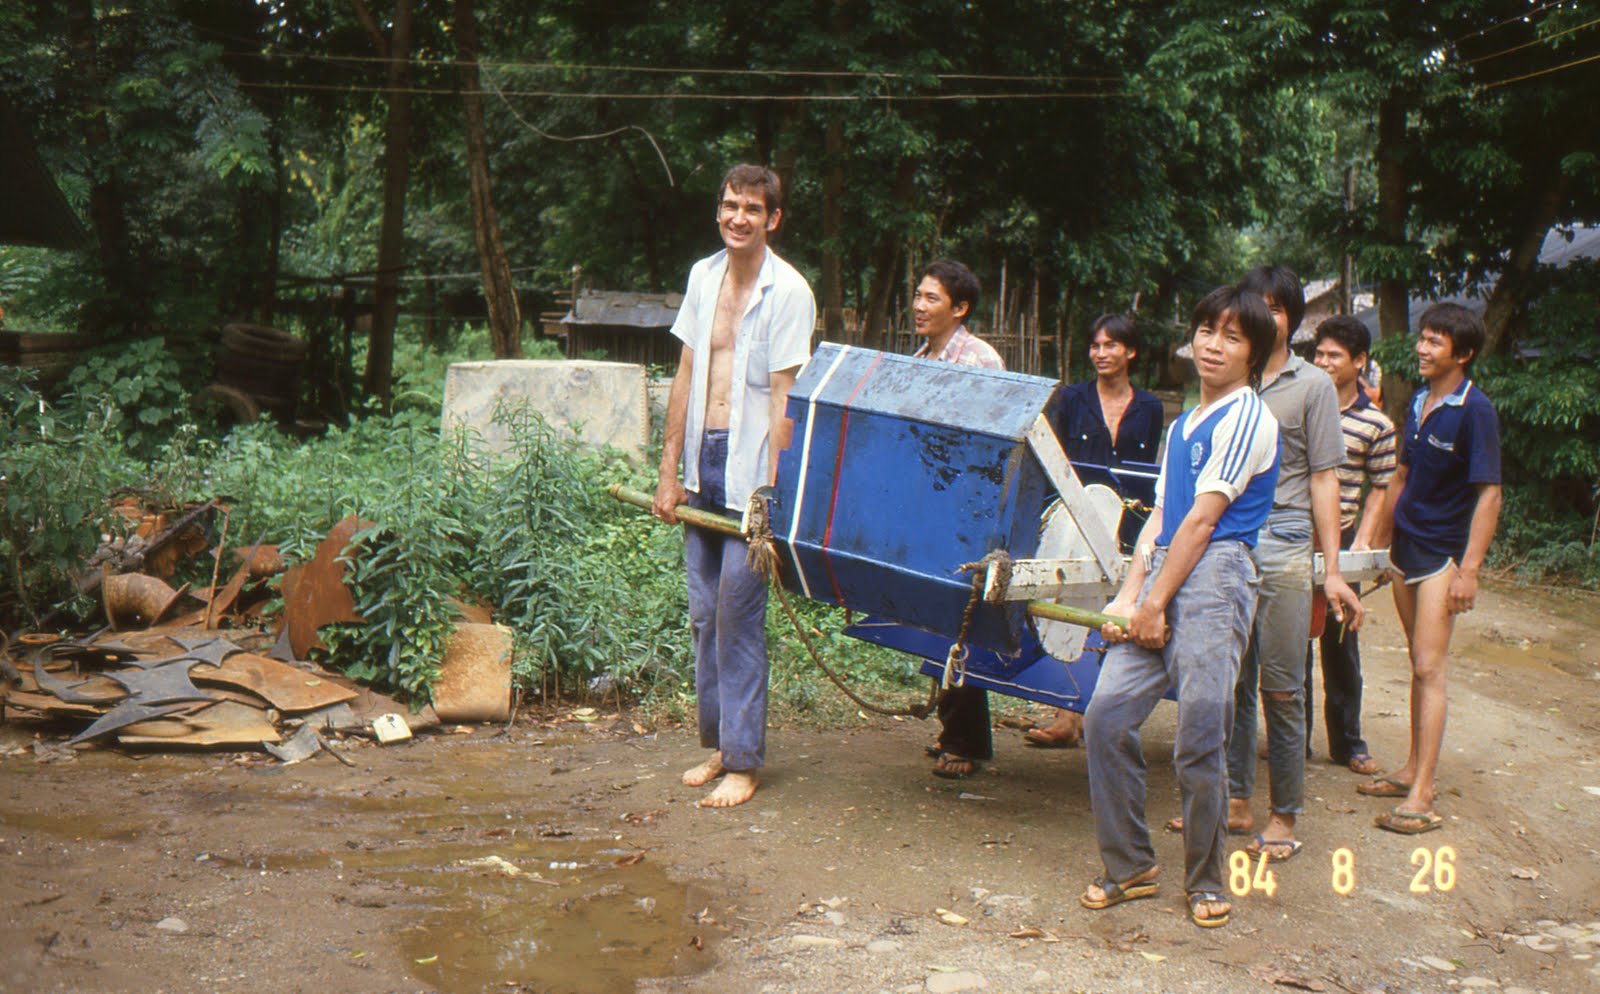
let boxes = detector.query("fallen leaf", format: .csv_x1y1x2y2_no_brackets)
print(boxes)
457,855,522,877
1250,963,1327,990
688,935,703,950
1009,926,1049,939
1512,867,1540,880
415,955,438,965
934,908,969,926
1138,951,1166,963
573,707,597,717
614,851,647,867
1554,801,1569,812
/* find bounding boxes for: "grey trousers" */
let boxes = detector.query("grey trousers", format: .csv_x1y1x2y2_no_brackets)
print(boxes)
1086,540,1260,897
1227,508,1313,815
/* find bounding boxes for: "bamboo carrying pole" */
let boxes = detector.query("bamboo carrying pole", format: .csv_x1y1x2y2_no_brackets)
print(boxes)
605,484,1127,630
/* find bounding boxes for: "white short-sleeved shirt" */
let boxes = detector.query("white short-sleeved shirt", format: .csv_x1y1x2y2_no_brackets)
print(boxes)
671,247,816,511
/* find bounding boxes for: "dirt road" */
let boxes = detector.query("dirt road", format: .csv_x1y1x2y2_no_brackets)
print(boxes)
4,580,1599,994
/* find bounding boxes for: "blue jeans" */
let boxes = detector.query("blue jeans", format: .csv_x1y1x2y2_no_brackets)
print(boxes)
1227,508,1312,816
1086,541,1259,897
684,430,770,771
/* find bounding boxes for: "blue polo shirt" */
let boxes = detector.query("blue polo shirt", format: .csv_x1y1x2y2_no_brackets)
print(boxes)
1395,379,1501,553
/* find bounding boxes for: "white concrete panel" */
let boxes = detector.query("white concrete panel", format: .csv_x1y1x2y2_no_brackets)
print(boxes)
441,359,648,461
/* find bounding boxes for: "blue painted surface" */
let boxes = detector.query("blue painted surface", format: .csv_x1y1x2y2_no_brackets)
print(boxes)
773,344,1062,653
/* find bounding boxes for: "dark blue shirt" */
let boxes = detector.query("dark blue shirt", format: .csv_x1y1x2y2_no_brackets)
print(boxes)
1052,380,1165,469
1395,379,1501,553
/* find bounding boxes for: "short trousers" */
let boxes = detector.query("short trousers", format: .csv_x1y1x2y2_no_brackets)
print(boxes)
1390,530,1460,585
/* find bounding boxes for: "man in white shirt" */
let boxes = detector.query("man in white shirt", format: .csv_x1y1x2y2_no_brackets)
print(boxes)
652,164,816,808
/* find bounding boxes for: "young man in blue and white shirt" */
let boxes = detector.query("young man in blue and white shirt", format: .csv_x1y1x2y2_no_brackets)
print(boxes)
1079,286,1280,929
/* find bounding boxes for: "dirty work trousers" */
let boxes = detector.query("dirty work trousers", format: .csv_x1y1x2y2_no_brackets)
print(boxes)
1085,541,1259,897
1305,526,1370,764
684,429,768,772
1227,508,1313,816
936,686,994,761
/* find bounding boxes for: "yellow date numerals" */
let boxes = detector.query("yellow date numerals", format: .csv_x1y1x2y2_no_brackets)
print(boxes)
1227,850,1278,897
1409,845,1457,893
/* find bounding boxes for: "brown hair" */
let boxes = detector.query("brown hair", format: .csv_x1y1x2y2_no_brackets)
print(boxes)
719,163,783,215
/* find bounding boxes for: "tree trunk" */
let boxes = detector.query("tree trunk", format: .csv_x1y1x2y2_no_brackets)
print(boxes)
862,158,918,350
456,0,522,358
1481,166,1569,355
361,0,415,407
65,0,138,332
1375,93,1411,426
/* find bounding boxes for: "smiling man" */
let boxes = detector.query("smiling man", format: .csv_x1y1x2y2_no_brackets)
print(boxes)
908,260,1005,780
653,164,816,808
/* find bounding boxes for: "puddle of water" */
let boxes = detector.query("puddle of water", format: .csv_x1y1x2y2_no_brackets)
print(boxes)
0,805,147,841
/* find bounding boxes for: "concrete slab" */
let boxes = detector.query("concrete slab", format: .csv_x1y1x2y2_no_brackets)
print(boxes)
442,360,648,461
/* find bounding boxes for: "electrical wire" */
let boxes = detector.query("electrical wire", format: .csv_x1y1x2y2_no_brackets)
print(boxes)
224,48,1120,84
1481,46,1600,86
484,76,675,186
1463,13,1600,63
237,79,1128,101
1447,1,1564,45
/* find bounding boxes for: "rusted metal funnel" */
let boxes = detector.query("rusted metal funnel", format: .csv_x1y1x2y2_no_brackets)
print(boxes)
431,623,514,722
102,573,186,629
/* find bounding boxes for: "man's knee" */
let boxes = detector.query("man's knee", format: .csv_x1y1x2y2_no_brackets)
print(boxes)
1264,689,1296,703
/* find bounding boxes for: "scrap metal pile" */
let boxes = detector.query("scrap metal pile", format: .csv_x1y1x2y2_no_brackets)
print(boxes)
1,498,443,762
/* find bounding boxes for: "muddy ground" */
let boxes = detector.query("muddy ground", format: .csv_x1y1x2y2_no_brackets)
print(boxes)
3,579,1600,994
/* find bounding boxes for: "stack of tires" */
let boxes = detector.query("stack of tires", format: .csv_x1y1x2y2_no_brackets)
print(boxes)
200,323,308,425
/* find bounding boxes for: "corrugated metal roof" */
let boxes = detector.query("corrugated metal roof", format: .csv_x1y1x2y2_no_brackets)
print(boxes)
562,290,682,329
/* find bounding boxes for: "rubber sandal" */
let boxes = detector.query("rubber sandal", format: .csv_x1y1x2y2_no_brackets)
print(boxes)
1188,891,1231,928
1079,873,1159,910
1357,776,1413,798
1375,808,1442,835
1346,752,1381,776
1243,834,1303,863
931,753,978,779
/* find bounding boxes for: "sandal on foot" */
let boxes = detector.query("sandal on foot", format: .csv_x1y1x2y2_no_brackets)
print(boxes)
1165,816,1253,836
1356,775,1413,798
1243,834,1303,863
1375,808,1442,835
931,753,978,779
1346,752,1381,776
1188,891,1231,928
1079,873,1159,910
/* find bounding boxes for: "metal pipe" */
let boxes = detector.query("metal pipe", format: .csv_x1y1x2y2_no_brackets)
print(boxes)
606,484,746,537
608,483,1129,632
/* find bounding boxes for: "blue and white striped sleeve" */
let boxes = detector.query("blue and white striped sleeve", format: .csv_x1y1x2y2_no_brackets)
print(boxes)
1195,392,1280,501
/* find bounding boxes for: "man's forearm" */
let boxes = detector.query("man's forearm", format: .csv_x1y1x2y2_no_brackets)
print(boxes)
1459,484,1503,572
1370,465,1405,549
1353,485,1387,548
1310,469,1345,580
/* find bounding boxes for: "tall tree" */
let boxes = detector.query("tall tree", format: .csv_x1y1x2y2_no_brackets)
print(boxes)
456,0,522,358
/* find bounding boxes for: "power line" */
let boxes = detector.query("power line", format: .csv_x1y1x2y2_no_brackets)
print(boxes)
1482,46,1600,85
1464,13,1600,64
483,77,675,186
1448,1,1564,45
237,80,1128,102
225,48,1120,84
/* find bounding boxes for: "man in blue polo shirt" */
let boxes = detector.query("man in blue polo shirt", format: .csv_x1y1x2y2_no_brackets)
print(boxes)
1365,302,1502,834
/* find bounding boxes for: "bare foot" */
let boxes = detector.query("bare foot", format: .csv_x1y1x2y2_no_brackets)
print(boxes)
1165,798,1254,835
699,771,759,808
682,751,725,787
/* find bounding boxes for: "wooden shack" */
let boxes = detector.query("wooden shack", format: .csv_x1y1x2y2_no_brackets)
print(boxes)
547,290,682,367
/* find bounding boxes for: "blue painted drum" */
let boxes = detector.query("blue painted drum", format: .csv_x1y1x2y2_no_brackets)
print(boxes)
773,343,1064,660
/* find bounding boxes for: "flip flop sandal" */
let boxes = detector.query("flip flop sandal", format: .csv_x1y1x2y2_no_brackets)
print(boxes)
1356,776,1413,798
1346,753,1382,776
931,753,978,779
1080,874,1159,910
1244,834,1304,863
1375,808,1443,835
1165,816,1253,836
1188,891,1231,928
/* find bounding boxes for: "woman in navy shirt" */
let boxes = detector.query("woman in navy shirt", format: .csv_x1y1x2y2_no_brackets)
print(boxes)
1027,314,1166,747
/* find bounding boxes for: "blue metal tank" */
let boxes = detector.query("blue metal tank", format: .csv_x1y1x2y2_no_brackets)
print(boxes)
772,343,1063,661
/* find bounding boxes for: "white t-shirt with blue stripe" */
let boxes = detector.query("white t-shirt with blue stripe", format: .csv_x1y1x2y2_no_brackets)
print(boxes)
1154,386,1281,547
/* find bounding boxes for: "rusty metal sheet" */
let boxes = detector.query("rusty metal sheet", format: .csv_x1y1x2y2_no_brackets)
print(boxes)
67,700,197,744
102,660,213,707
191,652,356,712
3,690,107,718
118,700,281,747
29,660,126,705
279,516,370,659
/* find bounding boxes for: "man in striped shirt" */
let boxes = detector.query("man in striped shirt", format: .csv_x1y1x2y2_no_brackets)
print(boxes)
1306,316,1396,775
